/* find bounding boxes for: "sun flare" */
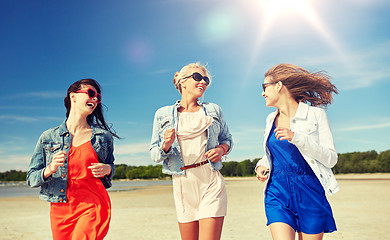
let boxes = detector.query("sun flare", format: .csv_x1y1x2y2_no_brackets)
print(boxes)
245,0,345,78
257,0,336,48
263,0,312,14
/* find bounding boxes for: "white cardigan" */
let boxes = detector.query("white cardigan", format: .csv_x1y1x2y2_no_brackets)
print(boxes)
256,102,339,196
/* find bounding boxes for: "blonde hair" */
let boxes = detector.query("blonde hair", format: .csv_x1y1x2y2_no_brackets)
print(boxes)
173,62,212,94
265,63,338,108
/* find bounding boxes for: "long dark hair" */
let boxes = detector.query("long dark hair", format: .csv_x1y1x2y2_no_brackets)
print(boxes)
265,63,338,108
64,78,120,138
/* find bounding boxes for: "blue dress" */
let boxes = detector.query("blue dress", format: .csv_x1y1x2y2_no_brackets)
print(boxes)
264,123,336,234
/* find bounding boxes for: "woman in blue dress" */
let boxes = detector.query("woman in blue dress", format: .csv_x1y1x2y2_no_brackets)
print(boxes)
256,63,339,240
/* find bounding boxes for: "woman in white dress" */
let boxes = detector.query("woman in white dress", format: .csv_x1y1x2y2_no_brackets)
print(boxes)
150,62,233,240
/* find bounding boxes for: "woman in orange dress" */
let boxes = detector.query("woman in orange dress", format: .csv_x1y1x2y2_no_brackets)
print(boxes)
27,78,118,240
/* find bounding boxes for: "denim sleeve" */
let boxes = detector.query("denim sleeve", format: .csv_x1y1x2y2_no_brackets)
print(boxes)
149,110,173,163
106,134,115,180
27,134,51,188
99,134,115,189
217,106,233,154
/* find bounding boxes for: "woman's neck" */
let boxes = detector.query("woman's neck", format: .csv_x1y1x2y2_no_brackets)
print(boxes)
277,98,299,119
179,95,200,112
66,112,90,135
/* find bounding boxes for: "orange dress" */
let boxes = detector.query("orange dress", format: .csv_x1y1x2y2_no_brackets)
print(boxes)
50,141,111,240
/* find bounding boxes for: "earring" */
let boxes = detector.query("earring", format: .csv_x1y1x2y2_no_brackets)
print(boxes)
70,93,76,102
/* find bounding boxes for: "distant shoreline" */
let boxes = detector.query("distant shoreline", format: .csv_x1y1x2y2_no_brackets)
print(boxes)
333,173,390,180
0,179,173,198
2,173,390,186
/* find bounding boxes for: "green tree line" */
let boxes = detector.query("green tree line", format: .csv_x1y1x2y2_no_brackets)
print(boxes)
0,170,27,181
113,164,168,180
1,150,389,181
333,150,390,174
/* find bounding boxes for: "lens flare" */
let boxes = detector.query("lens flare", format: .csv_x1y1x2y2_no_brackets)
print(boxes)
246,0,346,78
197,7,240,45
125,37,153,67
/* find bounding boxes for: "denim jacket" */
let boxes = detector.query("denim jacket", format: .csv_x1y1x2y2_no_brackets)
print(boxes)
256,102,339,196
27,120,115,203
150,101,233,175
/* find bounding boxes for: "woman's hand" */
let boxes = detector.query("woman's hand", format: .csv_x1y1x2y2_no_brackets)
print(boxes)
162,128,176,153
88,163,111,178
256,166,270,182
44,151,67,178
205,147,225,163
274,127,294,141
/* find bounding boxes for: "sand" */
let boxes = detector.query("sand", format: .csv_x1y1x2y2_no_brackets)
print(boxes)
1,173,389,240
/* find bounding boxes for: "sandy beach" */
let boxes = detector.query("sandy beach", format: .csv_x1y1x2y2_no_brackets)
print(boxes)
1,173,389,240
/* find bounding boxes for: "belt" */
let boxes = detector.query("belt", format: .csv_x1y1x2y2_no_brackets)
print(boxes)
180,160,209,170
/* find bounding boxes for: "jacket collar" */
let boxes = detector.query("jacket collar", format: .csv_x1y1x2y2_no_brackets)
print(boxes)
294,102,309,120
269,102,309,123
59,120,69,136
59,119,103,136
92,124,105,135
174,100,203,108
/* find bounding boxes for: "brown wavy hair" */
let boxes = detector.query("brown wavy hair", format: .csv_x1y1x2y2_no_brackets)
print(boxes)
64,78,120,139
265,63,338,108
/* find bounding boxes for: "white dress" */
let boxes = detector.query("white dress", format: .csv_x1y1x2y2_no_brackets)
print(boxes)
172,109,227,223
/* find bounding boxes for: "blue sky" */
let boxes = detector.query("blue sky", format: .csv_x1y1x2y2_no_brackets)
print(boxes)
1,0,389,172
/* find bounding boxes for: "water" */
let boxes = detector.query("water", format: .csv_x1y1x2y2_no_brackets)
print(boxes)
109,180,172,192
0,180,172,198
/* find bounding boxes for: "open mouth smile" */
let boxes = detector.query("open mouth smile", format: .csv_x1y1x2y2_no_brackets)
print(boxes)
86,102,95,109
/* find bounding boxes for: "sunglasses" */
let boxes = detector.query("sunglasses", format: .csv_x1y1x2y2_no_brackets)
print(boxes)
75,88,102,103
183,72,210,86
262,82,277,91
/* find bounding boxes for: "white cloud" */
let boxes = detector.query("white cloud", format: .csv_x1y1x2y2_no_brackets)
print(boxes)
230,126,263,143
226,126,265,161
0,105,59,110
0,145,26,154
114,143,150,155
114,120,150,126
0,154,31,172
2,91,63,100
343,0,390,5
298,40,390,90
0,115,63,123
148,68,173,75
115,154,155,166
0,115,39,122
335,122,390,132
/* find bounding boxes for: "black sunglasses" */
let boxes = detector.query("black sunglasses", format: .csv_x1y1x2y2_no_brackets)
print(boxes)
262,82,277,91
183,72,210,86
75,88,102,103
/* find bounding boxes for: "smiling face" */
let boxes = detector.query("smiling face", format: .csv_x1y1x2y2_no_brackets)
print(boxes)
180,67,209,98
71,84,100,115
262,76,279,107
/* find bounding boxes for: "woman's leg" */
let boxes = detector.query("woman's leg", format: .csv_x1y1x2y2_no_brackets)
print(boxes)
178,221,199,240
198,217,224,240
298,232,324,240
269,222,296,240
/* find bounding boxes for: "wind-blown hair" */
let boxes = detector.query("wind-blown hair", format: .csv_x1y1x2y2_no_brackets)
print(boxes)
64,78,120,138
265,63,338,108
173,62,212,94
